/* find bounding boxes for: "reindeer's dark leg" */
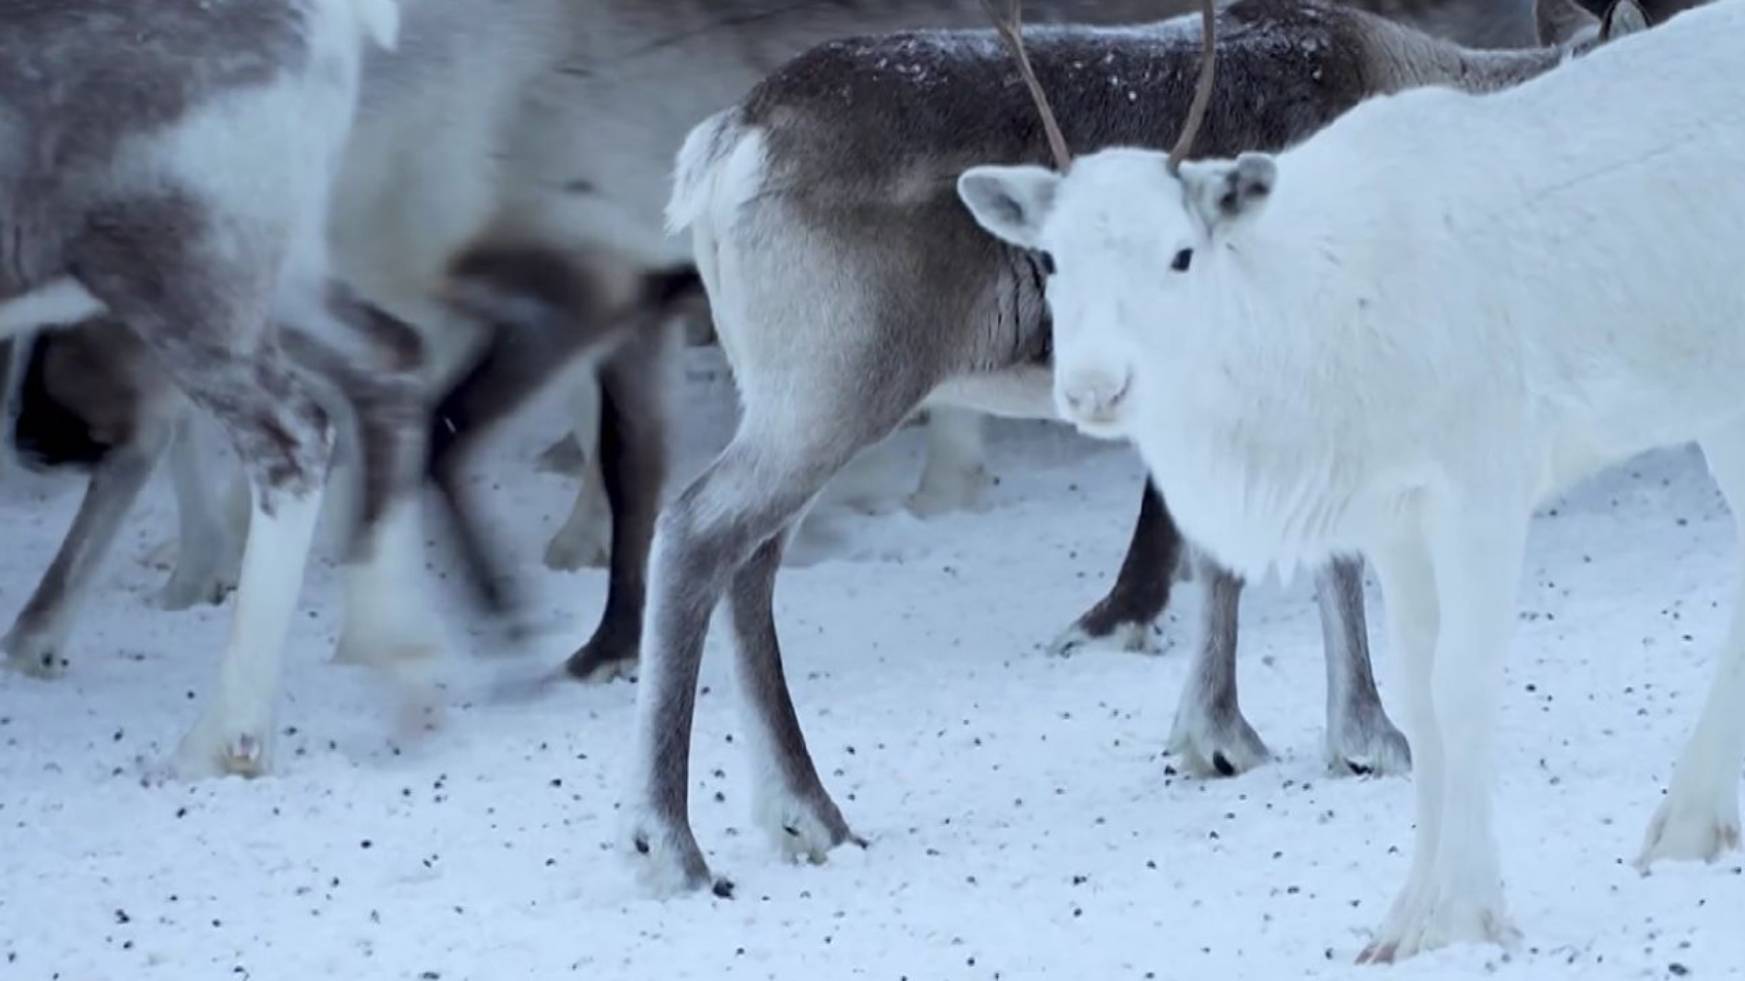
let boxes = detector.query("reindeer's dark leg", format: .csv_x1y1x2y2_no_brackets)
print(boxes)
1316,556,1411,776
1165,554,1270,776
423,321,564,620
3,421,170,678
566,323,672,680
1051,478,1184,656
71,197,332,779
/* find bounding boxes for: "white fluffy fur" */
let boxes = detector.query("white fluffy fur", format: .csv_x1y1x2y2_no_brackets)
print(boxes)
960,0,1745,960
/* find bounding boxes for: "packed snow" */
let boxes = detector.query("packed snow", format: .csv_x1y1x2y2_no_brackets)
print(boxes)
2,347,1742,980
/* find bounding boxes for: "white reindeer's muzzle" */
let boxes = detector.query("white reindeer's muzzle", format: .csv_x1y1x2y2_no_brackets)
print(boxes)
1057,365,1133,435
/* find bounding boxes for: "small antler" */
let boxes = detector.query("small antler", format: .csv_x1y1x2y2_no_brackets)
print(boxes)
981,0,1073,172
1166,0,1218,174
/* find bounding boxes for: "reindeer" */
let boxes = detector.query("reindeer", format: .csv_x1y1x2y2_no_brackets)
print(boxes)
0,0,429,778
0,0,1554,694
633,0,1645,894
959,0,1738,959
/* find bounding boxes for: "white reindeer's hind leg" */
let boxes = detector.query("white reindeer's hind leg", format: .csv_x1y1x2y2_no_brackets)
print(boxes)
157,413,244,610
1362,499,1527,962
907,406,991,517
1317,557,1412,776
1638,429,1745,866
544,373,612,571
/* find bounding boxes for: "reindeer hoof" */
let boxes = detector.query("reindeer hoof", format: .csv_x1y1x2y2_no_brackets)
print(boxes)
3,628,68,679
173,720,274,780
565,642,637,684
622,807,716,897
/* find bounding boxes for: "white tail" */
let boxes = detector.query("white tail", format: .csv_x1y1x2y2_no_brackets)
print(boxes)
666,107,748,235
350,0,401,49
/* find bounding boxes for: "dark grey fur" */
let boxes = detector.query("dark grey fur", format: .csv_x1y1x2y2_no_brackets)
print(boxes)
631,0,1639,890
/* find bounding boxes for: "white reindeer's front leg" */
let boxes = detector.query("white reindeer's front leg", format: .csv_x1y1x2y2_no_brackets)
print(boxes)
1639,430,1745,865
1361,526,1443,959
1362,500,1527,963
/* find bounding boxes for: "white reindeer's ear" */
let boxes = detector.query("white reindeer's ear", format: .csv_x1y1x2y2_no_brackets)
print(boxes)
957,165,1061,250
1602,0,1648,39
1179,152,1277,238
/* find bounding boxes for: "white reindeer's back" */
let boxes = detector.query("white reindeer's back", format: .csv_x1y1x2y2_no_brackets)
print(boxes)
1272,0,1745,486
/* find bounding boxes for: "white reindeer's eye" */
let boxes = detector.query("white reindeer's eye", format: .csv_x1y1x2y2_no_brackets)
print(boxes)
1038,250,1057,275
1170,248,1193,273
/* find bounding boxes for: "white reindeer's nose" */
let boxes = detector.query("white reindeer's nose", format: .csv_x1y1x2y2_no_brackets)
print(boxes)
1060,368,1133,429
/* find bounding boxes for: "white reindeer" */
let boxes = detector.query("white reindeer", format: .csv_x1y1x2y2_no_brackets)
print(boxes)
958,0,1743,959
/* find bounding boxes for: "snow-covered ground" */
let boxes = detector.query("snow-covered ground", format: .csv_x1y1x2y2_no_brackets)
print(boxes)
3,349,1742,980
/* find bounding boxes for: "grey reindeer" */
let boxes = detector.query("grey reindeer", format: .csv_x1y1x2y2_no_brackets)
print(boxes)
630,0,1644,892
0,0,430,778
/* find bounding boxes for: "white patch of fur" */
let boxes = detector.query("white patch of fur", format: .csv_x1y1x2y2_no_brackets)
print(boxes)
334,500,443,667
544,374,613,571
174,484,325,779
961,0,1745,957
0,280,106,339
347,0,402,50
908,406,991,516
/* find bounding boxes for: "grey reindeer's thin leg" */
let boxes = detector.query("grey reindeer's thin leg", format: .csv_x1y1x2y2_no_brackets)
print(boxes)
567,324,672,681
3,428,169,677
1051,478,1184,656
1166,554,1269,776
157,413,243,611
625,410,907,894
730,530,862,862
1316,556,1411,776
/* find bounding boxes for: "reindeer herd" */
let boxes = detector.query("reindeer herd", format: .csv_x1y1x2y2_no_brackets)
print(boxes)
0,0,1738,964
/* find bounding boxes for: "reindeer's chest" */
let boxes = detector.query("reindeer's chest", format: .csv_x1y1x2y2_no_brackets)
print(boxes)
1121,376,1395,580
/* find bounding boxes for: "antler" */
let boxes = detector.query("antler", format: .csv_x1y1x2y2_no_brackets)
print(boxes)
1166,0,1218,174
981,0,1073,172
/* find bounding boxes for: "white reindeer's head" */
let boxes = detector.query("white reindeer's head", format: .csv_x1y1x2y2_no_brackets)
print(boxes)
959,149,1274,436
958,0,1229,437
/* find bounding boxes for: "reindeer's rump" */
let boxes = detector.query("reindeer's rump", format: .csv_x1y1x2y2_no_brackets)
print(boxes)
741,0,1375,204
0,0,312,172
